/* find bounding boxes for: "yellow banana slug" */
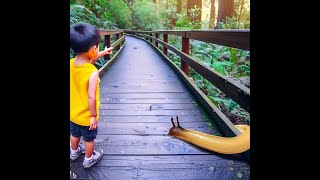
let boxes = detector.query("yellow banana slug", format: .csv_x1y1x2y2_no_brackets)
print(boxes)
168,117,250,154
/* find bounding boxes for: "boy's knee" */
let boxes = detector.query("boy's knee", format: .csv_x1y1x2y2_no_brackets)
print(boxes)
83,128,97,142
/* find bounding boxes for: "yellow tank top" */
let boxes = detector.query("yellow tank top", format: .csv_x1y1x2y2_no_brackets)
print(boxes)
70,58,100,126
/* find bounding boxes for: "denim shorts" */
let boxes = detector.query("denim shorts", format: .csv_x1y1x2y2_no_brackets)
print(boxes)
70,121,97,142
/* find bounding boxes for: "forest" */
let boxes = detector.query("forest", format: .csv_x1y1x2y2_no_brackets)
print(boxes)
70,0,250,125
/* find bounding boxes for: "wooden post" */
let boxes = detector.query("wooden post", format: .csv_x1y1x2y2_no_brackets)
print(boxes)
150,33,153,43
163,34,168,56
155,33,158,47
115,33,120,51
119,32,122,47
181,37,190,75
121,32,124,47
104,35,111,61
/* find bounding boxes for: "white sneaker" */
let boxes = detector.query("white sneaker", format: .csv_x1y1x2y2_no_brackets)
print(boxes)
83,149,104,168
70,143,86,161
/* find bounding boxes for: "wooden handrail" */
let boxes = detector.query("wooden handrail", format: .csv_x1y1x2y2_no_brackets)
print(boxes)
99,29,124,36
111,35,125,49
124,29,249,50
137,33,250,112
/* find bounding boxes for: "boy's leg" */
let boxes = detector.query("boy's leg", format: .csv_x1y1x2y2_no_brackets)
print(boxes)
82,127,103,168
70,121,86,161
84,140,94,158
70,135,80,151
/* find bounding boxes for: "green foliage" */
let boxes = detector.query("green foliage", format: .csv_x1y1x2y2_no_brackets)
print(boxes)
216,17,250,29
190,40,250,78
168,36,250,124
70,4,116,59
78,0,108,19
108,0,133,29
74,0,133,29
131,0,162,30
70,4,116,29
190,69,250,124
188,5,201,22
70,0,76,5
158,0,178,29
175,6,202,30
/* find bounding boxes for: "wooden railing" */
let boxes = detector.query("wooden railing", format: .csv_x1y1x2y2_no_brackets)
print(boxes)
124,29,250,137
98,30,125,75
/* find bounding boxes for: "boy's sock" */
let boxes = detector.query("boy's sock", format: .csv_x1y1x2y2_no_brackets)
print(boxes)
71,147,80,155
84,154,93,161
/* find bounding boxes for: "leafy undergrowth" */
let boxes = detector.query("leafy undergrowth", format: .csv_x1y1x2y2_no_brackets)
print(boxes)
168,36,250,125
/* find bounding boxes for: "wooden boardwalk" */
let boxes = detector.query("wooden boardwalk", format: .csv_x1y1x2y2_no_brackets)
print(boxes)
70,36,250,180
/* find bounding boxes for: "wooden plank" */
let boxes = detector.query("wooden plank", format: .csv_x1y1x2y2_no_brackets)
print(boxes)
100,92,192,99
99,109,202,116
100,89,186,93
70,155,249,180
101,77,180,81
98,115,209,123
100,84,186,90
100,81,185,87
101,72,178,78
101,67,175,74
100,74,180,79
86,135,215,155
104,68,176,74
96,122,213,135
104,67,176,70
99,103,196,110
186,30,250,50
100,98,193,104
141,34,250,113
100,77,181,84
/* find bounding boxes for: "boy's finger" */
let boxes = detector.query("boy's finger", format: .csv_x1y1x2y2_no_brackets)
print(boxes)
89,124,93,130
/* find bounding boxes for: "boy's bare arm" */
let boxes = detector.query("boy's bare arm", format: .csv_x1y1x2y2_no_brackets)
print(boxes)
88,70,99,130
90,47,114,64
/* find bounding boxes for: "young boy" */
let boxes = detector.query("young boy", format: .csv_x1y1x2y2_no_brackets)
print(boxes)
70,23,113,168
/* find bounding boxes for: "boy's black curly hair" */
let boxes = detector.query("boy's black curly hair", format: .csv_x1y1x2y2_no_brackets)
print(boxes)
70,23,101,54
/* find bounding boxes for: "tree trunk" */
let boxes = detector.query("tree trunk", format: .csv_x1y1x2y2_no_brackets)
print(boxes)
187,0,202,21
217,0,234,23
238,0,245,22
177,0,182,13
170,0,182,29
209,0,216,28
